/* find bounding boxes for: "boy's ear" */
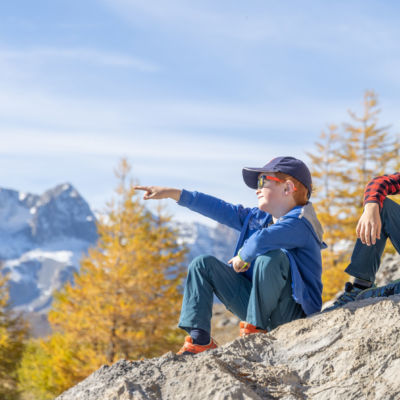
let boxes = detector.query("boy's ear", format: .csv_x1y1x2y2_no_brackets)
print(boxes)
284,180,296,194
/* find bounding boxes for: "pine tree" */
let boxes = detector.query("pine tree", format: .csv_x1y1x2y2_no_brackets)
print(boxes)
309,91,399,301
50,159,188,370
307,125,342,254
18,159,187,398
0,273,28,400
18,334,81,400
336,90,397,232
307,126,348,301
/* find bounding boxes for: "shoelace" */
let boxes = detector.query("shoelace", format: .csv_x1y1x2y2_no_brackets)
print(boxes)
334,282,362,306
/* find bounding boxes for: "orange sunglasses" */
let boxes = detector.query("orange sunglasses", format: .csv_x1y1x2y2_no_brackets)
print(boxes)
257,174,297,191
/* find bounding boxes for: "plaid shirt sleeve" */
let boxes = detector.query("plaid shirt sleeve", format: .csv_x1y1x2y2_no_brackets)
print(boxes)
364,173,400,208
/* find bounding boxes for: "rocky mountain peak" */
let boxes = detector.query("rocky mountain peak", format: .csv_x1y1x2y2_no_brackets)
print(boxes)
0,183,98,260
30,182,98,244
0,183,99,314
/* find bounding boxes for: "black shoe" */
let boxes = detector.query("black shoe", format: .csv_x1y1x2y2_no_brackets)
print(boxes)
323,282,364,312
355,279,400,301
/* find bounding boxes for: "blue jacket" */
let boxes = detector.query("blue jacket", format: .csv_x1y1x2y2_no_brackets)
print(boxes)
178,189,326,315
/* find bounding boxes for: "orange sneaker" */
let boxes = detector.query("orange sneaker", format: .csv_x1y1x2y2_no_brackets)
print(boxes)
239,321,268,337
177,336,218,355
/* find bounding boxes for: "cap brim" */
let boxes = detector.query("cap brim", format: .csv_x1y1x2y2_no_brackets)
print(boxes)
242,167,271,189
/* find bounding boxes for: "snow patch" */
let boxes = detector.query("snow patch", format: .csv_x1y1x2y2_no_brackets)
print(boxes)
27,249,74,264
9,269,24,282
19,192,27,201
5,249,75,267
30,207,37,214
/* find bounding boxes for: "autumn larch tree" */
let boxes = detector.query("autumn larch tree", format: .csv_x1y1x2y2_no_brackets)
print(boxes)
18,159,187,398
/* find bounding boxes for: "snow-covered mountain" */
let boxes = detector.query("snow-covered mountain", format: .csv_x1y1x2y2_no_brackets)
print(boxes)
0,183,98,314
0,184,237,334
0,183,97,258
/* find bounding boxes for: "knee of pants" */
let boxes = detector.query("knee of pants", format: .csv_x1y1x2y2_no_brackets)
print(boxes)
188,254,218,274
381,198,399,216
381,198,400,231
253,250,289,277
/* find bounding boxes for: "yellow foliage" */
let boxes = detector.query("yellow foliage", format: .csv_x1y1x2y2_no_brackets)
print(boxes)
0,273,28,400
19,159,187,398
309,92,399,301
320,252,348,303
18,334,83,400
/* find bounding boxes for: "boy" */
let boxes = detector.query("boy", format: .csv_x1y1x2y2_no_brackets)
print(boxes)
135,156,325,355
325,173,400,311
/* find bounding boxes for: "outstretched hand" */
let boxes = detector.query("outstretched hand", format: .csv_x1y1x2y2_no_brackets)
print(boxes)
228,255,250,273
356,203,381,246
134,186,182,201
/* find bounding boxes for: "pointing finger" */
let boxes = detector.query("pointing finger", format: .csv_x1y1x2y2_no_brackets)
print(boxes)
134,185,149,191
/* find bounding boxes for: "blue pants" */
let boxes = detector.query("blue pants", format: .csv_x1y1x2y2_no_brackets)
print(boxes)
178,250,305,333
345,198,400,282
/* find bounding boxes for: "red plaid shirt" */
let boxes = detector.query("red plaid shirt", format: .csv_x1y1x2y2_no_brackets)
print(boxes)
364,173,400,208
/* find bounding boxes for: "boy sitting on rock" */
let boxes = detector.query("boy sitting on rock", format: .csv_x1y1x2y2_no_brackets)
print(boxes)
135,156,326,355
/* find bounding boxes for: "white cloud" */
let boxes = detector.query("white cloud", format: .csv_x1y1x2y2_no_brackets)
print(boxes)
0,77,353,135
0,128,290,162
0,47,160,72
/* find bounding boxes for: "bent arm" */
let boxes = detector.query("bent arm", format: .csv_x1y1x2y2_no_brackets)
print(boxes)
357,173,400,246
363,173,400,208
239,218,307,262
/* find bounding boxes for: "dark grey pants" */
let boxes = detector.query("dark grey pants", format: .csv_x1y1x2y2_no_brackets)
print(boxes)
178,250,305,333
345,198,400,282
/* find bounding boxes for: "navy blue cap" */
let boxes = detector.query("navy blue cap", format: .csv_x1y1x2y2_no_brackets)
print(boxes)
242,156,312,198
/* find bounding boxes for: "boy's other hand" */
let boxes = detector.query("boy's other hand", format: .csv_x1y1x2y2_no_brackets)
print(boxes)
228,256,249,273
356,203,381,246
134,186,182,201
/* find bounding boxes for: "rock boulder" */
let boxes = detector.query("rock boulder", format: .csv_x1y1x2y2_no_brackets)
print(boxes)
57,295,400,400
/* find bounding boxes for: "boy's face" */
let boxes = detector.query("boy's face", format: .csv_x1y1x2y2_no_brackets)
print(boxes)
256,172,285,215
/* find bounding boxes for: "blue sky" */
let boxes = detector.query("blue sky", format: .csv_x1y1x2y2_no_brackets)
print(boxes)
0,1,399,225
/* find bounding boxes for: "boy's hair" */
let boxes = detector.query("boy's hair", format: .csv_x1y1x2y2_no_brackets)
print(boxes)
274,172,310,206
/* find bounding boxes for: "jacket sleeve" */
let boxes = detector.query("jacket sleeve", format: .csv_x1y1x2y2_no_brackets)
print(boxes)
364,173,400,209
177,189,251,231
239,217,307,262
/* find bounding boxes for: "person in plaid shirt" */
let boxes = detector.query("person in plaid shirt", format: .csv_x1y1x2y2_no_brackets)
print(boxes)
325,173,400,311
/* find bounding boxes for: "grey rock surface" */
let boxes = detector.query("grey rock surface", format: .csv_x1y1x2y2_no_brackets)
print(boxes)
375,253,400,286
57,295,400,400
